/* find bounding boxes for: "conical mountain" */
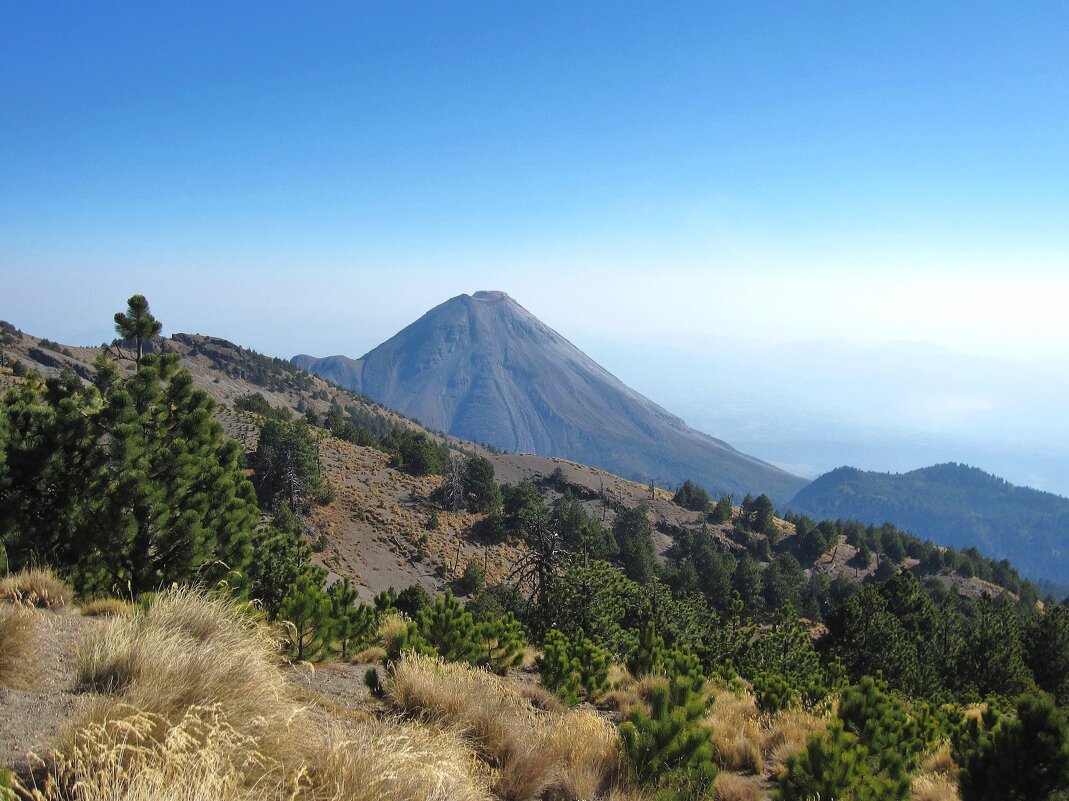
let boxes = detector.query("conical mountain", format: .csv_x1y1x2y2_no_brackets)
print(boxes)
293,291,806,503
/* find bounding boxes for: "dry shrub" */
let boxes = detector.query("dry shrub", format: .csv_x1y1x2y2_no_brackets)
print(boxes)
386,653,619,801
80,598,133,618
0,605,37,688
0,568,71,608
763,707,827,772
75,589,289,735
23,704,290,801
375,611,409,650
704,690,764,774
713,771,764,801
602,687,643,717
911,773,961,801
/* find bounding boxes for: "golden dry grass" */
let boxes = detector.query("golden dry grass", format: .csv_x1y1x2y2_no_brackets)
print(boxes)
762,707,827,772
704,690,764,774
911,773,961,801
385,653,619,801
350,645,387,664
713,771,764,801
27,589,494,801
79,598,133,618
0,568,72,608
0,604,37,688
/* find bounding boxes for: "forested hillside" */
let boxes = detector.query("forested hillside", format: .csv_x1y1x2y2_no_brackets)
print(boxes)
790,463,1069,587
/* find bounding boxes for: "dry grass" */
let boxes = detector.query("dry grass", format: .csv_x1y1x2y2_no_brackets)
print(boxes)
549,708,620,800
911,773,961,801
704,689,764,774
30,589,494,801
921,743,957,778
79,598,133,618
763,707,827,772
0,568,72,608
350,645,387,664
713,771,764,801
385,653,619,801
0,604,37,688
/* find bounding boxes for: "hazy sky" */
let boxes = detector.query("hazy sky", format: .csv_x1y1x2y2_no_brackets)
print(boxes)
3,3,1068,489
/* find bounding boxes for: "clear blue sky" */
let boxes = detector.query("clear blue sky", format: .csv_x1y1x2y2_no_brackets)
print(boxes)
2,1,1068,359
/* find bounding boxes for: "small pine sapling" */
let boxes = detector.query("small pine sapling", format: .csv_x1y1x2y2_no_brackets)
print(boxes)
477,612,527,674
280,575,333,662
619,673,718,799
329,578,376,659
538,628,583,706
417,590,481,664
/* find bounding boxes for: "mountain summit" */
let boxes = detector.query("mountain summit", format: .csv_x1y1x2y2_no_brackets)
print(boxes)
293,291,806,503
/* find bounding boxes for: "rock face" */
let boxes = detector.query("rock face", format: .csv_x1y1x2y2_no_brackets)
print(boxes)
293,291,806,503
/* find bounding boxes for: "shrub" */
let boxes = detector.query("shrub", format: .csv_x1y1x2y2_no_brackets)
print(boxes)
959,693,1069,801
461,561,486,595
619,675,718,800
674,480,712,513
536,628,615,706
539,629,583,706
385,653,617,801
279,575,332,662
477,613,527,674
80,597,134,617
418,591,481,664
777,677,926,801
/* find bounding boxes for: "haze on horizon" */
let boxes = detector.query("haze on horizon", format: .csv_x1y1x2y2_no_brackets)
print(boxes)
3,3,1068,494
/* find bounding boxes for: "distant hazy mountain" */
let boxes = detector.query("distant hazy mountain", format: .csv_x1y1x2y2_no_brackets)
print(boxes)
293,291,806,504
789,463,1069,585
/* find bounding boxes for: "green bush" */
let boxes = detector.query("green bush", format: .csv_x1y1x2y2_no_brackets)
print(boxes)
477,612,527,674
417,590,481,664
959,693,1069,801
619,674,718,800
538,628,583,706
460,561,486,595
777,676,929,801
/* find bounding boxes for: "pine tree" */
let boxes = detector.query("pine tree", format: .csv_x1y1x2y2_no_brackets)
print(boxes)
280,574,333,662
113,294,162,366
538,628,583,706
619,674,717,799
417,590,481,664
329,578,375,659
477,612,526,674
0,351,260,595
959,693,1069,801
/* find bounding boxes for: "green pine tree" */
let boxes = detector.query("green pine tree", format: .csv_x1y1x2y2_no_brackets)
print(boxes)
280,574,333,662
417,590,481,664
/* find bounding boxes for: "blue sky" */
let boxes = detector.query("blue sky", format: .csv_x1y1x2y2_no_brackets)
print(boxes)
3,2,1069,492
3,3,1068,356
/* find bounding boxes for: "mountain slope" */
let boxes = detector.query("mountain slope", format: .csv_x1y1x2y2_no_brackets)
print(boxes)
789,463,1069,585
293,291,807,504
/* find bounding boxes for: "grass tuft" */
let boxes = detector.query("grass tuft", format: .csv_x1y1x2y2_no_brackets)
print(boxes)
713,770,764,801
32,589,493,801
79,598,133,618
385,653,618,800
0,605,37,688
0,568,72,608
